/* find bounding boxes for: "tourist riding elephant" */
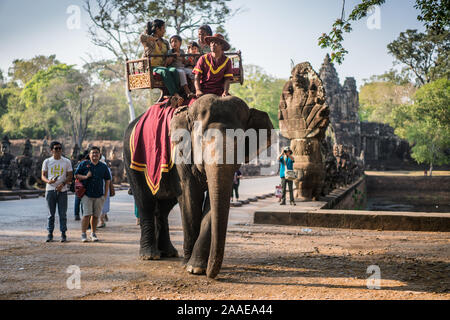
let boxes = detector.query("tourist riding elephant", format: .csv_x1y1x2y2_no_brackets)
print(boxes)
123,95,273,278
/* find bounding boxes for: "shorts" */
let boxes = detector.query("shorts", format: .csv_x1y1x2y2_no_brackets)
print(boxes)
81,196,105,218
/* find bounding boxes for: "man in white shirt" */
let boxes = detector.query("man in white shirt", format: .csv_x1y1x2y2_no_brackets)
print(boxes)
41,141,73,242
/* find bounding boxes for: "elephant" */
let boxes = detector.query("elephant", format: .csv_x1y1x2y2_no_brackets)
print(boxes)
123,94,273,278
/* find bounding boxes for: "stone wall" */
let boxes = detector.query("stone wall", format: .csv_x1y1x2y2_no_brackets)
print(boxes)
9,139,123,160
360,122,415,170
318,54,433,171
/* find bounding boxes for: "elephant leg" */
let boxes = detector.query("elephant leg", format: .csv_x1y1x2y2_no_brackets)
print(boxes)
156,198,179,258
186,194,211,275
177,180,205,265
137,198,161,260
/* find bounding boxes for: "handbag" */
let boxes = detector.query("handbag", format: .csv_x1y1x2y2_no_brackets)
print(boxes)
74,179,86,198
283,157,297,181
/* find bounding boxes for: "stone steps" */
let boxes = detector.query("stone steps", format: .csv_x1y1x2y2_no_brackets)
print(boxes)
254,205,450,232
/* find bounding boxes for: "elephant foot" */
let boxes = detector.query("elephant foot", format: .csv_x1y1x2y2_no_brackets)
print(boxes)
186,265,206,275
161,248,179,258
185,256,207,275
159,241,179,258
139,247,161,260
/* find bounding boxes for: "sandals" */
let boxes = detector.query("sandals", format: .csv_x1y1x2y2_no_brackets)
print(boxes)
97,223,106,229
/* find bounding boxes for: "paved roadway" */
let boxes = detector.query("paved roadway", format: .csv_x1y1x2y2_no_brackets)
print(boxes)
0,176,280,240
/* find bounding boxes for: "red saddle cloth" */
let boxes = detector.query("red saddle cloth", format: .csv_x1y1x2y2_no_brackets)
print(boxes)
130,99,176,195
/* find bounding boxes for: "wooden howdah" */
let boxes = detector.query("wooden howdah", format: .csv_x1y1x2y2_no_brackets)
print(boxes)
126,52,244,92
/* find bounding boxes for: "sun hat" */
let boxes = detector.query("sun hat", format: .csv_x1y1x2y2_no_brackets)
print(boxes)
204,34,231,51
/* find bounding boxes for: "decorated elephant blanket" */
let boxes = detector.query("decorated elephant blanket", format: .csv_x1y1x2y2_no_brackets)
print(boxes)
130,99,176,195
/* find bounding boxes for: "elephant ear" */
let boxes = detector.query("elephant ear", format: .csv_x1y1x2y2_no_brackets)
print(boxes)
245,108,274,163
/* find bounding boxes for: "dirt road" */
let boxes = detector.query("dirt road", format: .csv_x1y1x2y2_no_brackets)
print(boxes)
0,182,449,300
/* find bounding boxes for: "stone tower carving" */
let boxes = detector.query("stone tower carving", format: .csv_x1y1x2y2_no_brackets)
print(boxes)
279,62,330,200
319,54,361,157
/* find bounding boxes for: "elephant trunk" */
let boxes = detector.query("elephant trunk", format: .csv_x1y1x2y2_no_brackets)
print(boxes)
205,163,235,279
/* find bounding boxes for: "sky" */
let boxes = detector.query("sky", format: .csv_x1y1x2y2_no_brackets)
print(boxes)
0,0,425,88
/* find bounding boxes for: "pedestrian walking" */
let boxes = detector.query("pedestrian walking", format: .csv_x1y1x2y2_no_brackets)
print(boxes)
128,188,140,225
279,146,296,206
231,170,242,202
73,154,87,221
98,157,113,229
41,141,73,242
74,146,111,242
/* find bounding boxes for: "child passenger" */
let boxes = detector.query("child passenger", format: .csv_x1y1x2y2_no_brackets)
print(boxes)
186,41,200,69
168,35,194,98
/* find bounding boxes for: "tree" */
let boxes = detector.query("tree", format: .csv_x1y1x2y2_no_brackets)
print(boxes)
84,0,240,121
230,65,284,128
359,75,416,122
415,0,450,34
319,0,449,63
4,64,102,145
115,0,239,37
44,68,99,147
0,86,44,139
8,55,60,87
390,78,450,175
0,69,5,87
387,29,449,86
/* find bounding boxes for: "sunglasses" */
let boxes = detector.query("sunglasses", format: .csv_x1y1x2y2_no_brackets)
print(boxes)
53,147,62,150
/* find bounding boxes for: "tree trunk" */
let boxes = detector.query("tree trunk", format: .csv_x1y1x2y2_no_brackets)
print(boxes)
125,83,136,122
429,163,433,177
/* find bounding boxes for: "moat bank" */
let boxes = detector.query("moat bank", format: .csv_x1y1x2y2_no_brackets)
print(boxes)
365,172,450,213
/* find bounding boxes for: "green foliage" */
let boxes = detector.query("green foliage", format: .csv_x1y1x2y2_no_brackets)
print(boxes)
318,0,386,64
0,57,149,142
387,29,450,85
84,0,240,61
414,0,450,34
0,69,5,87
320,0,449,64
390,78,450,167
230,65,284,129
8,55,60,87
371,69,413,85
116,0,236,36
359,76,416,122
21,64,73,109
0,64,74,139
88,81,148,140
0,86,26,137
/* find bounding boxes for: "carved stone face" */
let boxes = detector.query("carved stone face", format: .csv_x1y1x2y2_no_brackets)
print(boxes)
278,62,329,140
23,140,32,157
333,144,344,157
1,142,10,155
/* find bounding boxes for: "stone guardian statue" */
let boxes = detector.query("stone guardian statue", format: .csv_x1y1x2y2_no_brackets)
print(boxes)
278,62,330,200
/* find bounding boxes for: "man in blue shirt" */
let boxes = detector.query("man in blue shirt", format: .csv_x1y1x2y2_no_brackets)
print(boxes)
75,146,111,242
279,146,295,206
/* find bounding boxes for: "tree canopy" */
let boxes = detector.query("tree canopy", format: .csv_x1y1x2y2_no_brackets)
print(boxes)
0,56,150,142
390,78,450,173
319,0,449,64
359,78,416,123
230,65,285,129
387,29,449,86
8,55,60,87
84,0,239,62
